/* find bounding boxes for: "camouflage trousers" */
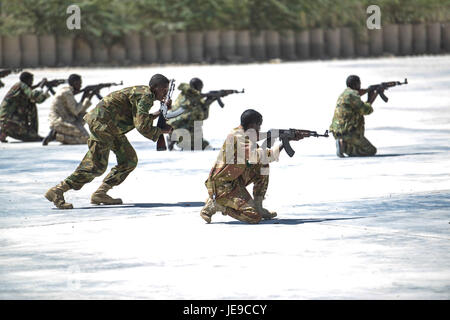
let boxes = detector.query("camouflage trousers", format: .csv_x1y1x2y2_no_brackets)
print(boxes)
206,164,270,224
0,120,42,142
338,132,377,157
52,119,89,145
64,119,138,190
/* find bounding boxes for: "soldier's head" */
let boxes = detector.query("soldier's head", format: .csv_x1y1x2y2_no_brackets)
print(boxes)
149,74,170,101
346,75,361,90
189,77,203,92
20,72,34,87
241,109,263,133
68,74,82,92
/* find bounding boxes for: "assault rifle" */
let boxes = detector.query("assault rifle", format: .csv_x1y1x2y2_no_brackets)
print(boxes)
43,79,67,95
77,81,123,99
0,68,22,78
262,129,329,157
359,78,408,103
31,78,66,94
201,89,244,108
156,79,176,151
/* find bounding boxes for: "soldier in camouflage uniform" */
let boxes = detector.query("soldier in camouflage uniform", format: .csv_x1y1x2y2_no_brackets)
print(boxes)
167,78,214,151
45,74,173,209
200,109,303,224
43,74,95,145
329,75,379,157
0,72,49,143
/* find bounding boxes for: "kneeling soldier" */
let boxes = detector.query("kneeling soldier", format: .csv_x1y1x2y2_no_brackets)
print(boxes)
329,75,378,157
201,109,303,224
45,74,173,209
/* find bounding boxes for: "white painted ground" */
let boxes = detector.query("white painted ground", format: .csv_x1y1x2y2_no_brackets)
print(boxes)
0,55,449,299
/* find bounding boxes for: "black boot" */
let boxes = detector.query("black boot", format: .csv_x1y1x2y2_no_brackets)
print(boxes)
0,128,7,143
42,129,57,146
336,139,345,158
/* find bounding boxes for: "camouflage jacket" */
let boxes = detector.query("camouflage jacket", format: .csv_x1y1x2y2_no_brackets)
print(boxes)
329,88,373,136
0,82,49,124
206,126,280,195
168,83,213,127
49,86,92,127
84,85,161,141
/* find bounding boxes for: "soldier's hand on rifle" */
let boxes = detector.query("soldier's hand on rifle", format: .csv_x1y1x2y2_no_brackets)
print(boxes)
166,99,172,109
367,90,378,104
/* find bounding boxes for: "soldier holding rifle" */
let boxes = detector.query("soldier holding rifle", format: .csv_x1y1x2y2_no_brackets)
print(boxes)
45,74,173,209
200,109,328,224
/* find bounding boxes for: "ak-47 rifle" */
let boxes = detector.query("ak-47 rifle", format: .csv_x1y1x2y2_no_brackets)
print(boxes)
262,129,329,157
201,89,244,108
43,79,67,95
156,79,176,151
0,68,22,78
359,78,408,103
77,81,123,99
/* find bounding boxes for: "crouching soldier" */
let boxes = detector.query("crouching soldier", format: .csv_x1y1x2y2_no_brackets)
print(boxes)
45,74,173,209
200,109,303,224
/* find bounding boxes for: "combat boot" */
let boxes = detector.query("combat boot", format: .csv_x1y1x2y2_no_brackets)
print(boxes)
45,181,73,209
200,197,226,223
254,196,277,220
0,128,7,143
42,129,57,146
91,183,123,205
336,138,345,158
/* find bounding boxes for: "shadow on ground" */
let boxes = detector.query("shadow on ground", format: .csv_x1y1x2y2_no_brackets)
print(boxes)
75,202,205,210
215,216,367,225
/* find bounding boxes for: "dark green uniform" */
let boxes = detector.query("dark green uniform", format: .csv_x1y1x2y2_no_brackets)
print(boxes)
168,83,214,150
0,82,49,141
329,88,377,156
64,86,162,190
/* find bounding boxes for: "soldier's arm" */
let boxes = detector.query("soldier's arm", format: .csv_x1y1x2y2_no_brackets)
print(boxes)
131,93,162,142
234,133,281,166
351,92,373,115
21,83,50,104
64,90,92,116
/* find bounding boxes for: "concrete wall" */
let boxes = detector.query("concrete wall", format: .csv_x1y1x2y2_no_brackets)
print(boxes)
1,22,449,68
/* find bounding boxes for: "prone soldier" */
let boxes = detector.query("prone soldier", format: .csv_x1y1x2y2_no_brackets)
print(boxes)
45,74,173,209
